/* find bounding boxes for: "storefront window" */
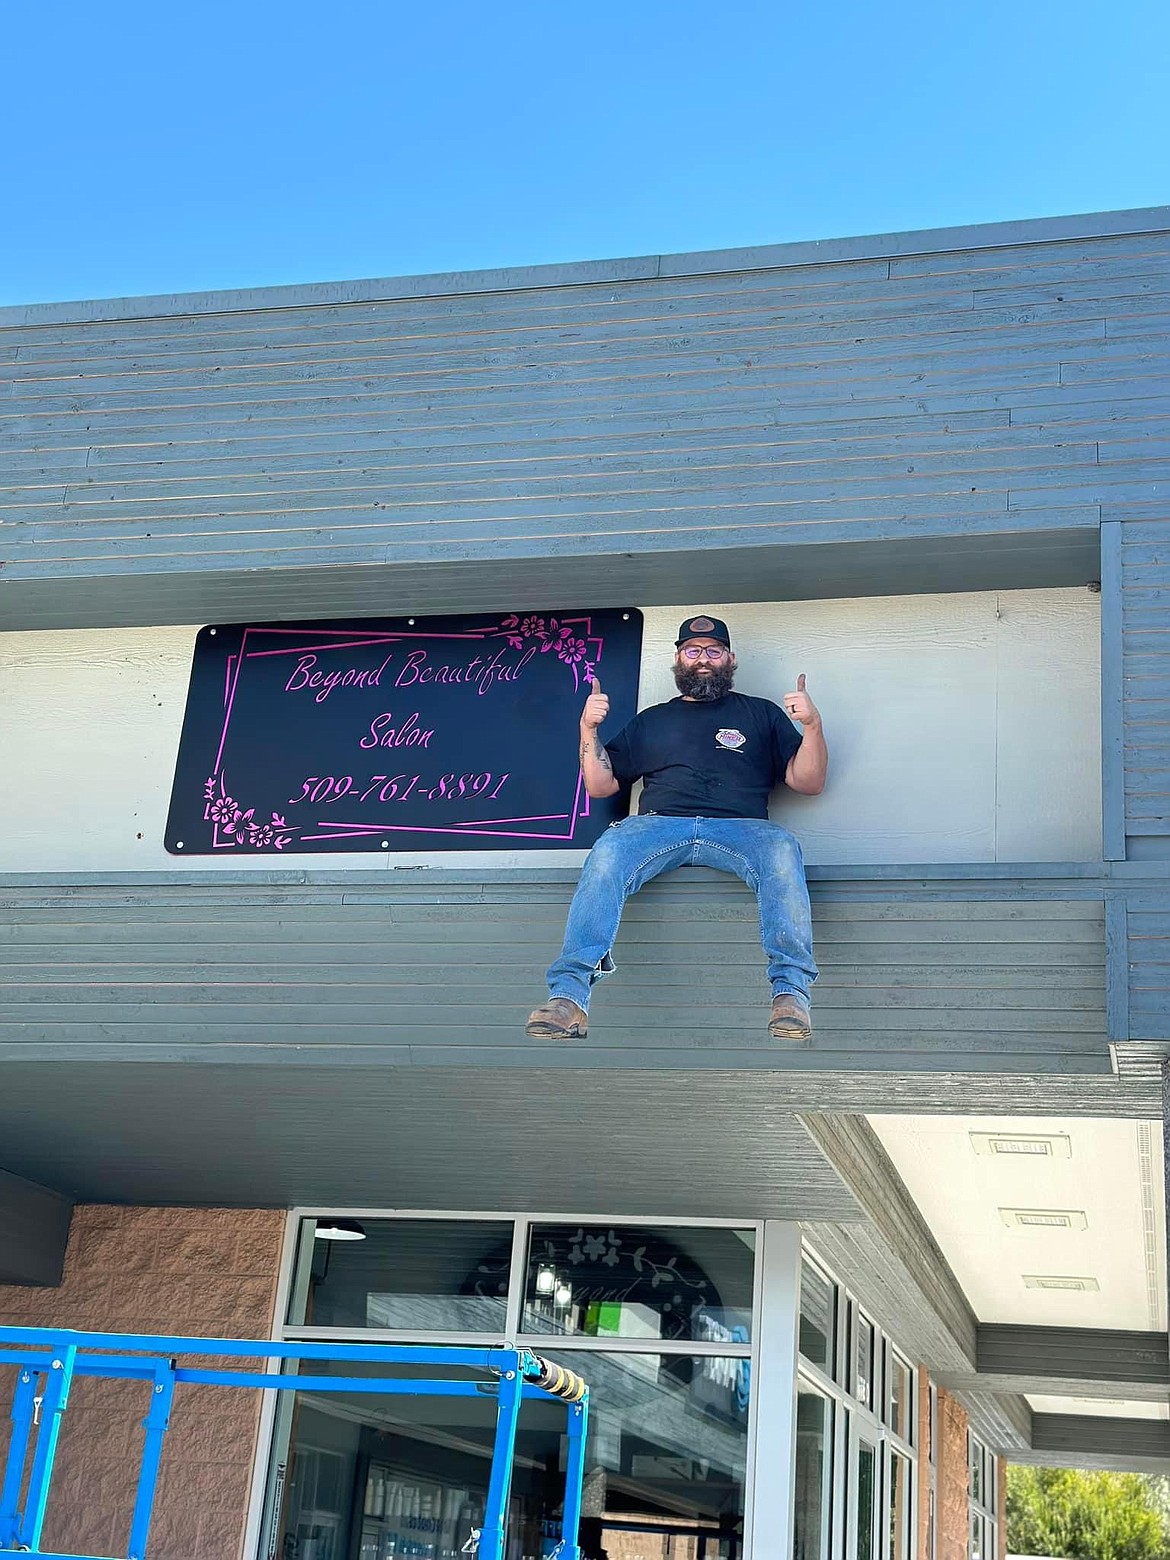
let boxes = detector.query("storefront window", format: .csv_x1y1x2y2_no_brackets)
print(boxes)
273,1348,749,1560
274,1218,758,1559
799,1260,837,1375
969,1510,984,1560
542,1348,749,1554
969,1435,983,1505
928,1383,938,1465
279,1361,498,1560
794,1387,833,1560
927,1489,937,1560
887,1352,912,1443
968,1435,998,1560
522,1223,756,1344
287,1218,514,1331
888,1450,911,1560
854,1431,879,1560
853,1312,876,1412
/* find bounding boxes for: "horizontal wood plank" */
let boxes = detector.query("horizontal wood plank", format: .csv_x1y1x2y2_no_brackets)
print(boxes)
0,880,1108,1067
3,223,1169,623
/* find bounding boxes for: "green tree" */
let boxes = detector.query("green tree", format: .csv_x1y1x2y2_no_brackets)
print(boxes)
1007,1466,1170,1560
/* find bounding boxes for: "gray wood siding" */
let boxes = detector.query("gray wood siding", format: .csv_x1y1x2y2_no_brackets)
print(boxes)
0,875,1108,1075
975,1324,1170,1389
2,215,1167,627
1122,523,1170,843
1029,1414,1170,1467
1127,901,1170,1040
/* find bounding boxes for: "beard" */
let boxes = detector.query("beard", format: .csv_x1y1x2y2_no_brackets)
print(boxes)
673,663,736,701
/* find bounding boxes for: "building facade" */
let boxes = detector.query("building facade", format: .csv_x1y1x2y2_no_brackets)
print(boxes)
1,205,1169,1560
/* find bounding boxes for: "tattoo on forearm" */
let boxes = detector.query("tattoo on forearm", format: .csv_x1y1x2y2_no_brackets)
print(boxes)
581,734,613,772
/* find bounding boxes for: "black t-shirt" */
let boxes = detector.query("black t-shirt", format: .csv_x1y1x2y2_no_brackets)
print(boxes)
604,692,803,820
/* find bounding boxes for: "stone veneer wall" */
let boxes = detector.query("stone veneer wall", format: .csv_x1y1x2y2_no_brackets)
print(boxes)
937,1387,972,1560
0,1205,285,1560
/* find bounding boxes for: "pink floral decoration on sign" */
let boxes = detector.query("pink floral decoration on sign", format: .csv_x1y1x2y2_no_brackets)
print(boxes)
203,773,298,851
494,615,601,692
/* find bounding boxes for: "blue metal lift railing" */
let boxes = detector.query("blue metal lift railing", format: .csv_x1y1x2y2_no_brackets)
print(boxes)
0,1327,589,1560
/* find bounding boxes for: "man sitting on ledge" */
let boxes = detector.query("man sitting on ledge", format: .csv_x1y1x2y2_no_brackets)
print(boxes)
526,614,828,1043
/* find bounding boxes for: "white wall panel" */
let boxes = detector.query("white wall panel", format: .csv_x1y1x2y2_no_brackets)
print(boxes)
0,587,1099,873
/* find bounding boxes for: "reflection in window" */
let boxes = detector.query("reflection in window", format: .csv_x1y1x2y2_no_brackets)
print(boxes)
969,1436,984,1505
794,1388,833,1560
799,1261,837,1375
855,1436,878,1560
969,1434,997,1560
927,1488,937,1560
854,1313,876,1411
545,1348,749,1555
889,1450,911,1560
928,1383,938,1466
523,1224,756,1344
888,1353,912,1442
287,1218,513,1331
274,1350,749,1560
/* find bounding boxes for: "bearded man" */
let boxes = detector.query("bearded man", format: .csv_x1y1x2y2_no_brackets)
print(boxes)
525,614,828,1043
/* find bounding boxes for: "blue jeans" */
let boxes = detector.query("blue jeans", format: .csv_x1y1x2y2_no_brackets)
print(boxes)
546,815,817,1011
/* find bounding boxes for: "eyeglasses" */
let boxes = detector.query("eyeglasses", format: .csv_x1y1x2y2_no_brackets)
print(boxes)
680,646,729,662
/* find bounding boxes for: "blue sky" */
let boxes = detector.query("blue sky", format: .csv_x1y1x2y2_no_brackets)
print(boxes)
4,0,1169,306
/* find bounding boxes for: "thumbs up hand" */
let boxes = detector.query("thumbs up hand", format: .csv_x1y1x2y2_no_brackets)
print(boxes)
581,676,610,731
784,673,821,729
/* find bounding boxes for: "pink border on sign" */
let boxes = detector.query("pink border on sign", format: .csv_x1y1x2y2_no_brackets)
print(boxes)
200,615,607,850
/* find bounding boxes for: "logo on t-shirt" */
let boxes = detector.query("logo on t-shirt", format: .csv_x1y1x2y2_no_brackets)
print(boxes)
715,728,746,751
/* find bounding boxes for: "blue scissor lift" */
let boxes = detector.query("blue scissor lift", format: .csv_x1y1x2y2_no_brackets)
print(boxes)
0,1327,589,1560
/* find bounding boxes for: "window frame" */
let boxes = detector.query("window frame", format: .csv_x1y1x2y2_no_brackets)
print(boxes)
796,1245,918,1560
254,1207,766,1560
924,1380,939,1560
967,1432,998,1560
794,1379,837,1560
284,1209,760,1358
850,1304,879,1414
799,1253,840,1381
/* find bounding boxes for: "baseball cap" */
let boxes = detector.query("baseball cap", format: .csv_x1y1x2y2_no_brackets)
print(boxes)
675,614,732,648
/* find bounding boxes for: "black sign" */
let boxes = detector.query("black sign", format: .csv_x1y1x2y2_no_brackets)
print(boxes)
165,609,644,855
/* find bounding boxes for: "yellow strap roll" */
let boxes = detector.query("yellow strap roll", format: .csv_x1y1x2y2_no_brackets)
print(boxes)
531,1356,588,1403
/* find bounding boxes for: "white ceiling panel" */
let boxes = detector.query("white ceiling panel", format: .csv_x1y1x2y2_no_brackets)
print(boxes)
867,1114,1167,1330
1028,1395,1169,1421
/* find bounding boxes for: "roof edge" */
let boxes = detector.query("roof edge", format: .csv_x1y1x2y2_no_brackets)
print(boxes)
3,203,1169,330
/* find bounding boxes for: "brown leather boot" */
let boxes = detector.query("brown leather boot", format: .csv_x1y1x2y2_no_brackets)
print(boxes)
525,997,589,1040
768,993,812,1042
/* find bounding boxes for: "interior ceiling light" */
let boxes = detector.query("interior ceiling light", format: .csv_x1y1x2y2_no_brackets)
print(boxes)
1022,1274,1100,1292
970,1132,1072,1159
314,1217,367,1241
1000,1208,1088,1230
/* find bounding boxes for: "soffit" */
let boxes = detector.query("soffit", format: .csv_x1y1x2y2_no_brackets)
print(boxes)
1027,1394,1169,1421
0,1064,861,1221
867,1114,1167,1331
